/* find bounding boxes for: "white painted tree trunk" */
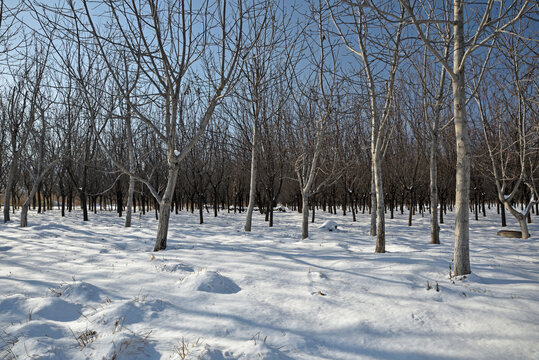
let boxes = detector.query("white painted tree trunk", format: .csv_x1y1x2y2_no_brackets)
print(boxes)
244,117,258,232
452,0,471,275
517,216,530,239
370,166,377,236
153,164,180,251
125,176,135,227
500,198,533,239
429,129,440,244
427,45,448,246
125,111,135,228
374,153,385,253
20,201,32,228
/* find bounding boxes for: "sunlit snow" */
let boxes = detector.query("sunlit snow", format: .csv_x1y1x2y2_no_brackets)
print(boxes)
1,208,538,359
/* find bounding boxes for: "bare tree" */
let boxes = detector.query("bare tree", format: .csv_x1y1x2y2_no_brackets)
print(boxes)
2,41,47,223
408,14,452,243
20,99,60,227
329,1,405,252
476,31,538,238
48,0,261,251
291,0,340,240
401,0,534,275
243,1,272,232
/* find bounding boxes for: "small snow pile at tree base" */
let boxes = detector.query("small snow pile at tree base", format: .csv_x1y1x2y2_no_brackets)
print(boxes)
180,269,241,294
319,220,338,231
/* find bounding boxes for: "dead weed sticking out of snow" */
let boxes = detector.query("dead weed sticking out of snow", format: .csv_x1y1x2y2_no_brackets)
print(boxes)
71,328,98,349
107,321,153,360
172,337,204,360
0,333,18,360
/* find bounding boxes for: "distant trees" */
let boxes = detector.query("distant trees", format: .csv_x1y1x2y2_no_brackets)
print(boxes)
329,0,405,252
476,28,538,238
56,0,260,251
3,39,49,223
0,0,535,274
243,0,276,232
401,0,534,275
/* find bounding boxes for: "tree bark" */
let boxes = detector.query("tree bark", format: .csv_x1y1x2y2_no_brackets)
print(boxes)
374,154,385,253
125,105,135,227
517,216,530,239
153,164,180,251
198,193,204,224
301,194,309,239
370,167,377,236
452,0,471,275
3,156,18,223
244,116,258,232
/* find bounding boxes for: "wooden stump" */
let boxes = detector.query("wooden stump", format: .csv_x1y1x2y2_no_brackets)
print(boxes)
497,230,523,238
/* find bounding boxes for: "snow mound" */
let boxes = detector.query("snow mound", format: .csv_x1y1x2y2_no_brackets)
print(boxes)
319,220,338,231
89,331,159,360
0,294,29,323
181,270,241,294
55,281,106,303
10,320,69,340
308,271,328,281
9,322,73,359
247,341,294,360
29,297,82,322
90,298,167,325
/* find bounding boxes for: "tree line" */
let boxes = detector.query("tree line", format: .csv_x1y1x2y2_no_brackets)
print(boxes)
0,0,537,276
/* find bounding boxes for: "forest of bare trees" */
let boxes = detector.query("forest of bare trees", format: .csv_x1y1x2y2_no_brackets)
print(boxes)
0,1,537,276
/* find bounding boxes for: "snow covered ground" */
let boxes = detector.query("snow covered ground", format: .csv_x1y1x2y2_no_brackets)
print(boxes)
1,207,538,359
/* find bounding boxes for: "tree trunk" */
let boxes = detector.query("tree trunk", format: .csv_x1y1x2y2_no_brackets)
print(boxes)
37,188,42,214
374,155,385,253
370,167,377,236
301,193,309,240
440,197,444,224
213,186,218,217
269,199,274,227
199,193,204,224
244,121,258,231
61,192,66,217
517,216,530,239
351,193,357,222
21,160,59,227
117,184,123,217
3,157,18,223
153,165,180,251
430,130,440,244
124,105,135,227
80,191,88,221
20,202,31,228
408,191,413,227
125,176,135,227
452,1,471,276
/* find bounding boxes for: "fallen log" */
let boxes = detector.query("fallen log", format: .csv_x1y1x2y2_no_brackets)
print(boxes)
497,230,523,238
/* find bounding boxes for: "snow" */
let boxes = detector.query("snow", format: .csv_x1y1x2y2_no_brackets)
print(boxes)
319,220,338,231
174,150,181,156
1,209,538,359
